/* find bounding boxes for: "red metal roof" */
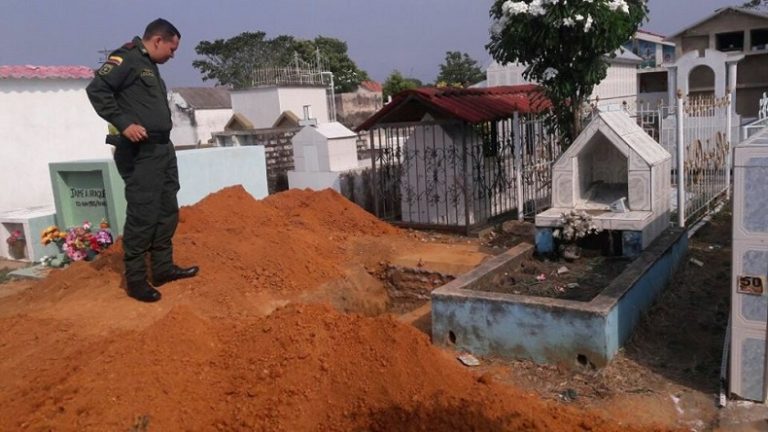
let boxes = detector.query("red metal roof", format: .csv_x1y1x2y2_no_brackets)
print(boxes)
0,65,94,80
356,84,550,131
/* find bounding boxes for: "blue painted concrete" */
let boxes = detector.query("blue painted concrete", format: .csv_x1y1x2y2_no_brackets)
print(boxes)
177,146,268,206
607,231,688,357
432,229,688,367
622,230,643,257
535,227,555,254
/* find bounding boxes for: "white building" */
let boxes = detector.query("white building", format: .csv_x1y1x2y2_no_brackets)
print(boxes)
229,85,330,129
0,65,112,212
486,48,643,111
169,87,232,147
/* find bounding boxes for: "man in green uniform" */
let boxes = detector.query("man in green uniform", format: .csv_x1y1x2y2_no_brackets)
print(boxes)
86,18,198,302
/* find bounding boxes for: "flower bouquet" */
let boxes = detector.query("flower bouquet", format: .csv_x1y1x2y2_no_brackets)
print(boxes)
40,219,114,267
552,210,601,260
6,229,26,259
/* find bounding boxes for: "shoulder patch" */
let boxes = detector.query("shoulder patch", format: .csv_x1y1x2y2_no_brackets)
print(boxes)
97,63,114,76
106,55,123,66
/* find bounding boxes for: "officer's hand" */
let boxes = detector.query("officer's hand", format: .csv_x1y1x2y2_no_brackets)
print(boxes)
123,124,148,143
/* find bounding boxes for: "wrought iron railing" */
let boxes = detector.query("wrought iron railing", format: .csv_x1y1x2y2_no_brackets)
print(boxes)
367,115,560,233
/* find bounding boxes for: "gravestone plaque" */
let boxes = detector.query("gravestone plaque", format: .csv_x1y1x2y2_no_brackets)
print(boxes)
49,160,126,235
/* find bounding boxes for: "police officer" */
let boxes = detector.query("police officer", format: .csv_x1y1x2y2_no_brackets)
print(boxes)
86,18,198,302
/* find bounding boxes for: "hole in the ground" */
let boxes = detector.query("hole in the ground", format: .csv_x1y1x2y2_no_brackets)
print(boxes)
377,264,455,314
448,331,456,345
577,354,589,367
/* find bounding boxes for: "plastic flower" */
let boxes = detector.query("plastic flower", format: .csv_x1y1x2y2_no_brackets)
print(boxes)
6,230,24,246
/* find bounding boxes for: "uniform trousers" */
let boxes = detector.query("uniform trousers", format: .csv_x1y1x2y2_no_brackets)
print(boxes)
113,137,179,284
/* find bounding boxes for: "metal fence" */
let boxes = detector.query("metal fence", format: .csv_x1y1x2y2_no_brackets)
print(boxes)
367,114,560,233
631,96,732,225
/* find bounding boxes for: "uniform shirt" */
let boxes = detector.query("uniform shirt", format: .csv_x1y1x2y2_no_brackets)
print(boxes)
86,36,172,133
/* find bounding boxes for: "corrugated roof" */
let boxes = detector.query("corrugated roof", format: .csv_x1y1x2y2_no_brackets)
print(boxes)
356,84,550,130
172,87,231,109
0,65,94,80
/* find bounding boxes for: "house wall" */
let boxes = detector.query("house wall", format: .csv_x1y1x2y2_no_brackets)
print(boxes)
591,62,638,110
230,86,329,129
487,61,638,110
0,79,111,212
169,94,196,147
671,10,768,118
674,12,768,57
231,88,282,129
192,109,233,145
334,92,383,129
486,62,532,87
277,87,329,125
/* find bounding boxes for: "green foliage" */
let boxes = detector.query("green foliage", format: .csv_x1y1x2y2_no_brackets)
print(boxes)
382,70,423,100
193,32,369,92
487,0,648,146
436,51,486,87
292,36,370,93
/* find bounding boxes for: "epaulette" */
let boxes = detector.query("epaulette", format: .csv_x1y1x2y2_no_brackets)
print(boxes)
122,42,135,49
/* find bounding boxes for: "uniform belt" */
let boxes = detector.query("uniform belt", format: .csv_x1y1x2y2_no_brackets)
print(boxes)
145,132,171,144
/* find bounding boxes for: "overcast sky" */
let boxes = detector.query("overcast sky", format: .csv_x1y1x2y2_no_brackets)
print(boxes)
0,0,748,87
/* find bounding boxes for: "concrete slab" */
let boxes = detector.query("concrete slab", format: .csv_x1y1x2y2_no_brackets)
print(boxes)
718,401,768,431
9,264,50,280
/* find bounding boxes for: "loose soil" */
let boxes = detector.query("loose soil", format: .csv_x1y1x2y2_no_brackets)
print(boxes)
0,186,727,431
475,252,632,301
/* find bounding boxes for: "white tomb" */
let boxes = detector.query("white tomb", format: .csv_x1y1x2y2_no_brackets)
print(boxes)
730,127,768,402
536,111,671,251
287,122,361,192
0,205,58,262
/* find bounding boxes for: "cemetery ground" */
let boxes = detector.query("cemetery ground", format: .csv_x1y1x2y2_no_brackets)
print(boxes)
0,187,761,431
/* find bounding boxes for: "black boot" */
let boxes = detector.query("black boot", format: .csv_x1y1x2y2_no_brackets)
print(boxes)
127,280,162,303
153,265,199,286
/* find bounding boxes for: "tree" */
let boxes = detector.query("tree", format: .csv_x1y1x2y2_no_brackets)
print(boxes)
292,36,370,93
193,32,369,92
487,0,648,146
382,70,422,100
436,51,486,87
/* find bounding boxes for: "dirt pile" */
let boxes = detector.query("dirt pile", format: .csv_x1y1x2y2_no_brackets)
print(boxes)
2,303,679,431
0,187,682,431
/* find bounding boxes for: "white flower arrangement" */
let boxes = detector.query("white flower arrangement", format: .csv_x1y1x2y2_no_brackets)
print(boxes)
552,210,601,243
494,0,629,35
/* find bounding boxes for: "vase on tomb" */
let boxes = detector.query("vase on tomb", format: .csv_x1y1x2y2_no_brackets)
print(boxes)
8,240,26,260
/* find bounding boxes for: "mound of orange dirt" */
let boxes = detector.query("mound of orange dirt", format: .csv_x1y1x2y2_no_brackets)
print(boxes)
0,187,681,431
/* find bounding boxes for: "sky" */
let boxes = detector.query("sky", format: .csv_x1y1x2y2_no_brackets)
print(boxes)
0,0,751,88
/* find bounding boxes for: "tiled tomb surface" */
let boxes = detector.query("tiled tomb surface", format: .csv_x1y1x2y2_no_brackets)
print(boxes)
536,111,672,250
731,127,768,402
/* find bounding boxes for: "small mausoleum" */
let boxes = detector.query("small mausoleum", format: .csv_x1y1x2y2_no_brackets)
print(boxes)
287,120,360,191
535,111,672,255
356,85,553,232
